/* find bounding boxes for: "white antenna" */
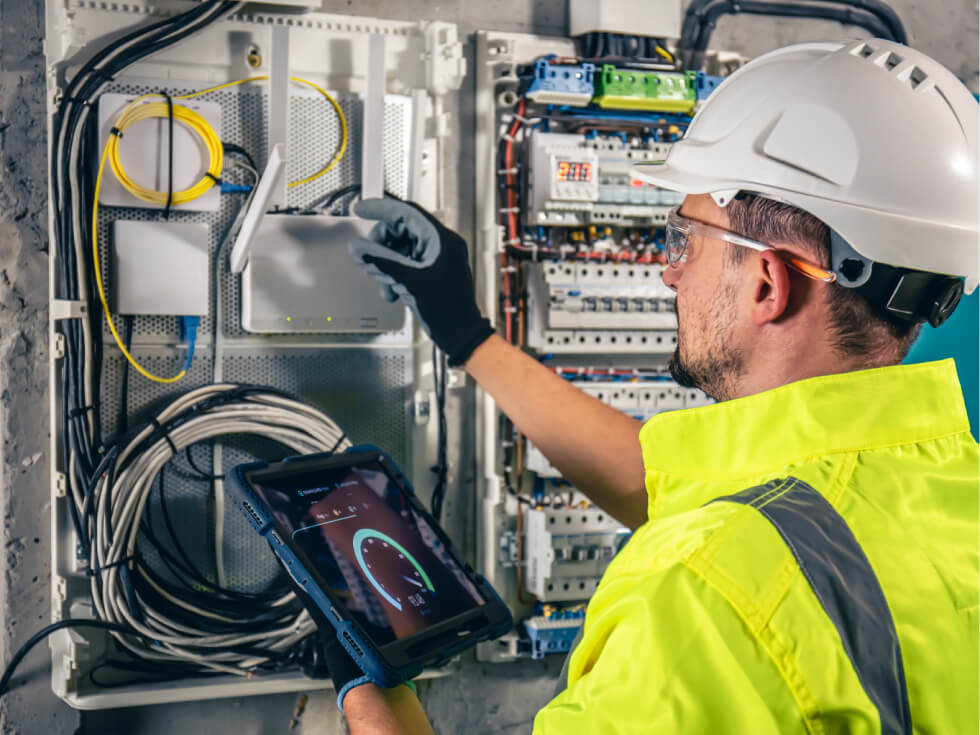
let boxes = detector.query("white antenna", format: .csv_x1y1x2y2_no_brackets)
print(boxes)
228,144,285,274
228,33,388,274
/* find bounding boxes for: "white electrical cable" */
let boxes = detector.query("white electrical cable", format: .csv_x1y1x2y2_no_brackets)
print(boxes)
86,384,351,675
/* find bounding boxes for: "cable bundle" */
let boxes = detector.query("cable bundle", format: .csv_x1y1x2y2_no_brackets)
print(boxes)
85,384,351,675
52,0,242,600
678,0,908,69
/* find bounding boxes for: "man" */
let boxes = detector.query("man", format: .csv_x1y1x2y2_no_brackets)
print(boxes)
336,39,979,732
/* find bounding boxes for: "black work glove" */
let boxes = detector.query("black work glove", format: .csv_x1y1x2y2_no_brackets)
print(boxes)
320,630,373,711
349,198,494,367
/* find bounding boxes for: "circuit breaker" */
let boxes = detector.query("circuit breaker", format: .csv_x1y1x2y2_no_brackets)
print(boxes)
526,261,678,352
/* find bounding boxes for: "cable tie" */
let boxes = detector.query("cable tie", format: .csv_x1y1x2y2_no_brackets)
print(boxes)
86,553,139,577
109,127,123,138
204,172,222,184
498,207,520,214
162,91,174,220
327,432,348,455
148,417,178,457
512,113,532,124
68,405,95,418
497,167,519,175
501,133,516,143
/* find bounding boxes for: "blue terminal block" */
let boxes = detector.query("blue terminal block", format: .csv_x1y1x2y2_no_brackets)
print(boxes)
695,71,725,100
523,608,587,659
526,57,596,106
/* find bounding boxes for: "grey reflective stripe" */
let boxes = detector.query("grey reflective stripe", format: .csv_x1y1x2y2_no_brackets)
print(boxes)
711,478,912,735
553,625,585,698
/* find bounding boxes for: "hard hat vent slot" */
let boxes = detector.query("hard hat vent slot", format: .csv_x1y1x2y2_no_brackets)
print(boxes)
907,66,927,89
853,43,875,59
881,52,903,71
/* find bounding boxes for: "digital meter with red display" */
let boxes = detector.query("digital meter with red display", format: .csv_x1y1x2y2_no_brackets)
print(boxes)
555,159,592,183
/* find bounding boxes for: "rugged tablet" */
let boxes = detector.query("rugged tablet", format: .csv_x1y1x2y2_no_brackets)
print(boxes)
228,447,513,687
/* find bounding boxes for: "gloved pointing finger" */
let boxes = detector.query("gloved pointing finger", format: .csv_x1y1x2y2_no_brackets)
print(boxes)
348,198,495,367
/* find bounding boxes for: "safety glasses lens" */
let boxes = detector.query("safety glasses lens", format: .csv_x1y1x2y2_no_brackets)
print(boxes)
665,224,687,267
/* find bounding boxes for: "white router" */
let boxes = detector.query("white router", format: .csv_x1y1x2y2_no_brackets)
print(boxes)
229,32,406,334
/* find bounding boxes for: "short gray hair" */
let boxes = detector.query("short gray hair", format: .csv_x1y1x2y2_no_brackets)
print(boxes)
725,194,920,363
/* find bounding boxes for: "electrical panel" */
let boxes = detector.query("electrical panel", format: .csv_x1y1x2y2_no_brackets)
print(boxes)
474,31,738,664
45,2,464,708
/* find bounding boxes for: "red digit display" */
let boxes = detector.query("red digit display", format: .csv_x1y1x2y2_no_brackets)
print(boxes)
555,160,593,183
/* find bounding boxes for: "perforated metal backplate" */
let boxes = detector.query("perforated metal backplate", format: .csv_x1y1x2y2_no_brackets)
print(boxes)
96,78,416,595
100,347,413,593
98,80,412,341
219,349,411,590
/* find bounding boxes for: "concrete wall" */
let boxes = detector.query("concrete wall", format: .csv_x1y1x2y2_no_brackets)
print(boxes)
2,0,976,733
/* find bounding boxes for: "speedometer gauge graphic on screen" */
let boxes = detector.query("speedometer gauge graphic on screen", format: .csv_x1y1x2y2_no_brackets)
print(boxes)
353,528,435,611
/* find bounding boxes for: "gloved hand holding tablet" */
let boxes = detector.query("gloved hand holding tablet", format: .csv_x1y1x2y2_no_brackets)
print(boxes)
228,447,512,707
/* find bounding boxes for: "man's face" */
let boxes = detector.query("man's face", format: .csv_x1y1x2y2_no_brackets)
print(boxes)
662,194,747,401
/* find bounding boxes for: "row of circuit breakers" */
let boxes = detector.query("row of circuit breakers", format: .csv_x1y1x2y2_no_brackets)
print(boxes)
493,56,719,659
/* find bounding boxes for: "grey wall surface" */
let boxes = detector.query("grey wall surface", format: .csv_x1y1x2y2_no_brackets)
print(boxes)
2,1,977,733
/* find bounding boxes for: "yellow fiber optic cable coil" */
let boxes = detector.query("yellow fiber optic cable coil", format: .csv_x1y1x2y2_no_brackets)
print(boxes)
96,77,349,383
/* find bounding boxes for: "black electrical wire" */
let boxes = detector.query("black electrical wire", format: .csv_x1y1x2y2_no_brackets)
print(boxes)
184,441,224,481
153,464,289,605
118,315,133,437
0,620,150,698
222,142,258,172
679,0,907,69
573,34,676,70
680,0,907,54
88,655,225,690
162,90,175,219
52,0,236,539
429,346,449,521
689,2,898,69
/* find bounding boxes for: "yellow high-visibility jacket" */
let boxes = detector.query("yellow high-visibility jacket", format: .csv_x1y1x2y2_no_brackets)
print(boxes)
534,359,978,734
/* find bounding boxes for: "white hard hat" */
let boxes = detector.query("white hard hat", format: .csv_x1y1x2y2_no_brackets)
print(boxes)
633,39,979,304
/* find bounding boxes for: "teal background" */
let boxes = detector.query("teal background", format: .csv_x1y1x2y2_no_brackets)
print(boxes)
904,289,979,440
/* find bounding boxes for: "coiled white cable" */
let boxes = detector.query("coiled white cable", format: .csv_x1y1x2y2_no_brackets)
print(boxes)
88,384,351,674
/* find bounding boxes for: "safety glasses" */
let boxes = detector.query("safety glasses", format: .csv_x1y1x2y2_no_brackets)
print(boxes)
666,207,837,283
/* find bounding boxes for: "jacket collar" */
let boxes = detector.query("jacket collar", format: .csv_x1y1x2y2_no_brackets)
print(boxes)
640,359,970,517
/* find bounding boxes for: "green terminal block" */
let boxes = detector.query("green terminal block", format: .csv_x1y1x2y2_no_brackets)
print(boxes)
594,66,698,113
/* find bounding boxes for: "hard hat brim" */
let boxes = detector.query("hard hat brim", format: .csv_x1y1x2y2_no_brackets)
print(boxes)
631,160,741,208
630,159,713,191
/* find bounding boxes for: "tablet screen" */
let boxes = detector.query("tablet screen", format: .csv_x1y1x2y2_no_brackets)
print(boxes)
249,460,484,645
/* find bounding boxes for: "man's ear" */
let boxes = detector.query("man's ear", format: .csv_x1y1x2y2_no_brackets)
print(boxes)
750,250,792,326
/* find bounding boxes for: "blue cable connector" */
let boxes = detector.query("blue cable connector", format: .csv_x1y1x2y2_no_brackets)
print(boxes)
179,315,200,372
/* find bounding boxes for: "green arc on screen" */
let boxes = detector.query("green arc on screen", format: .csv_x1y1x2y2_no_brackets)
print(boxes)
352,528,435,611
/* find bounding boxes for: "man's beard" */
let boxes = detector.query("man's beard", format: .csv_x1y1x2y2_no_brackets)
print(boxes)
668,287,745,402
